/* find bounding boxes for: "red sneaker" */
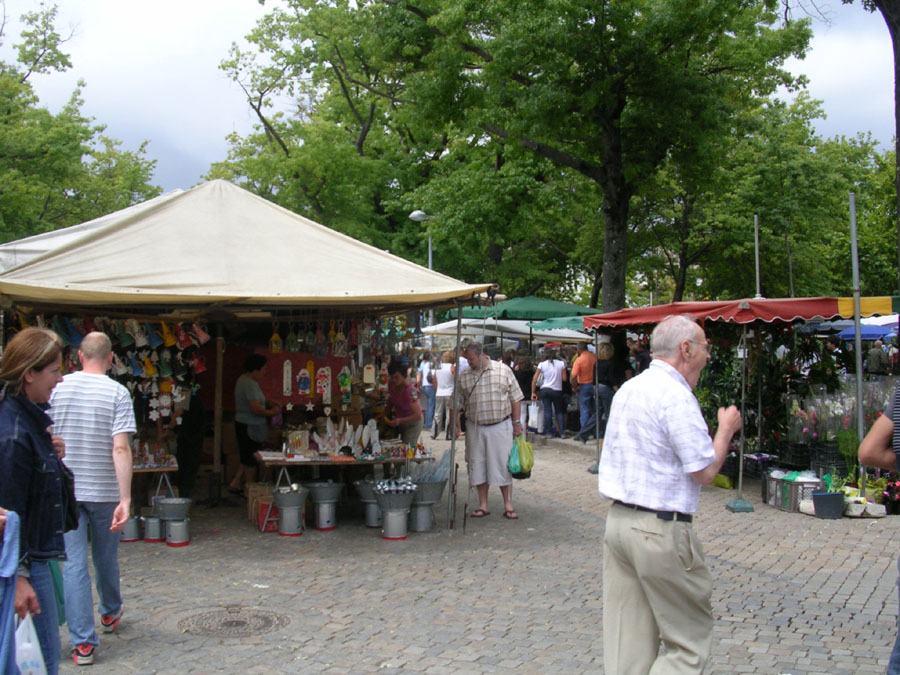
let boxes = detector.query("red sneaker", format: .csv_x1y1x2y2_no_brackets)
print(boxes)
100,604,123,633
72,643,95,665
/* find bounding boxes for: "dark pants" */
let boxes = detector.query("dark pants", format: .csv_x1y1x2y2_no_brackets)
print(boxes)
540,387,566,436
578,384,614,439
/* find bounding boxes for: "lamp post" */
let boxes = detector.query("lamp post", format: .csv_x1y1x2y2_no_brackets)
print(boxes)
409,210,434,341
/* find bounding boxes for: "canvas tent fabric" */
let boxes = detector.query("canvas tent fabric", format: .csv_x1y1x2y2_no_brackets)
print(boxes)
423,318,591,343
0,180,491,311
461,296,598,320
583,297,900,329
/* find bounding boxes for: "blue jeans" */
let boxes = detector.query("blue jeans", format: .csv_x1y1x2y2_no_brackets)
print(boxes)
890,557,900,674
421,385,436,430
579,384,614,439
577,384,595,432
30,560,60,674
540,388,566,436
63,503,122,647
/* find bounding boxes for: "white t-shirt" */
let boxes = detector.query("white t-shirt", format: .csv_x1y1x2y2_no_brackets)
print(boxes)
435,363,455,396
50,371,137,503
418,361,434,387
536,359,567,391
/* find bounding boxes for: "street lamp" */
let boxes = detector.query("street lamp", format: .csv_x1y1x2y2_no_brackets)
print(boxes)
409,210,435,340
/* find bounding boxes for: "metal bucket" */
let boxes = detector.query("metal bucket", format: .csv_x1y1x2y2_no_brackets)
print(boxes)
305,482,343,504
278,505,304,537
155,497,192,520
355,481,381,527
121,516,141,542
412,480,447,505
382,510,409,540
274,486,308,509
142,516,163,542
313,502,337,531
409,504,435,532
166,519,190,547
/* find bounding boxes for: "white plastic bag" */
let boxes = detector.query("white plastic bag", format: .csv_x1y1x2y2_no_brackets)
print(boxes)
528,402,542,433
15,613,46,675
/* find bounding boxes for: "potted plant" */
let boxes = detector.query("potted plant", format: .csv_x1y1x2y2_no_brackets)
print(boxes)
884,479,900,515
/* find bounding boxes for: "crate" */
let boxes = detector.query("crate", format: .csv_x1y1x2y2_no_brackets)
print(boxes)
253,496,279,533
764,476,825,512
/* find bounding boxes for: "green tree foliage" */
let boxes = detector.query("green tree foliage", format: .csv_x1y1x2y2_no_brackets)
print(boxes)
0,2,160,243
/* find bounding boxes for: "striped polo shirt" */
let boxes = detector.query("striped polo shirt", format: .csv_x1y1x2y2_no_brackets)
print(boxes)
50,371,137,503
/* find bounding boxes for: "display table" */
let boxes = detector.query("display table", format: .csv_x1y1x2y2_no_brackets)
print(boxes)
253,451,434,532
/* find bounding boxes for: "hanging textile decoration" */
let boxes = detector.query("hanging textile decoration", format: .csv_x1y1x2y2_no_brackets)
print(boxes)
297,364,312,397
333,321,348,357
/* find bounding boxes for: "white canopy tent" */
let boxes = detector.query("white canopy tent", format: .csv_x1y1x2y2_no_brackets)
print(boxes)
0,180,490,311
0,180,493,521
423,317,592,343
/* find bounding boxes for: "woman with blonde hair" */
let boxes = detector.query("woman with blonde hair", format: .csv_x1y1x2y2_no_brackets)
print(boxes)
0,327,68,673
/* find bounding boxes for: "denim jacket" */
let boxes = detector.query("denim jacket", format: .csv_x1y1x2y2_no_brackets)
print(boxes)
0,394,66,569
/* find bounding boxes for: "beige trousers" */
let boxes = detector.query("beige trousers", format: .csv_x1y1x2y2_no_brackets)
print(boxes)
602,502,713,674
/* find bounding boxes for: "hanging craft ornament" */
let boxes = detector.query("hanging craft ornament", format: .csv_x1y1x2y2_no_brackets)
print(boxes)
269,321,283,354
314,321,328,358
305,401,316,412
333,320,348,358
337,365,352,408
378,362,389,392
297,367,312,397
316,366,332,405
328,320,337,344
283,359,293,396
305,321,316,351
286,322,301,352
359,319,371,347
363,363,376,384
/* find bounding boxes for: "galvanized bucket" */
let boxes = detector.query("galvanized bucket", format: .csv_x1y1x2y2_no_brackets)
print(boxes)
142,516,163,542
166,519,190,547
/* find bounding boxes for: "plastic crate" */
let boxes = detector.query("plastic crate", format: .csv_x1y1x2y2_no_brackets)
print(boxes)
764,476,825,512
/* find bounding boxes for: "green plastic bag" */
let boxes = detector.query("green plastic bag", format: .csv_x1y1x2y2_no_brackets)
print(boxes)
508,435,533,480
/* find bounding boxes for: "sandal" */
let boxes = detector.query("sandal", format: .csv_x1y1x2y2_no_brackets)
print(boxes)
469,509,490,518
503,510,519,520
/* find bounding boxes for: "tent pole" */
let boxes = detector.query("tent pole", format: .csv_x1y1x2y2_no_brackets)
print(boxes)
448,300,463,529
850,193,867,497
588,331,601,474
727,325,753,512
211,334,225,505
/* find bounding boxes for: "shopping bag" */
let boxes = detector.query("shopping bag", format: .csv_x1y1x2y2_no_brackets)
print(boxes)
15,613,46,675
508,437,521,474
517,435,534,474
509,435,532,480
527,402,540,430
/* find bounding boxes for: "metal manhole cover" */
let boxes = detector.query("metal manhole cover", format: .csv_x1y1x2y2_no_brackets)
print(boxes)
178,608,290,637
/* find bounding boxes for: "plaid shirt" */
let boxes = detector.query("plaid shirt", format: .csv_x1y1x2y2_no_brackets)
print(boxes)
458,358,524,425
597,359,715,514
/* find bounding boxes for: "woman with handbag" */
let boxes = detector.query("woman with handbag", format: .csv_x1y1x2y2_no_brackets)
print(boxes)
531,348,568,437
0,327,69,673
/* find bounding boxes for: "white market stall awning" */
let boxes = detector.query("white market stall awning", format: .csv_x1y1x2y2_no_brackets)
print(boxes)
0,180,491,311
423,317,592,343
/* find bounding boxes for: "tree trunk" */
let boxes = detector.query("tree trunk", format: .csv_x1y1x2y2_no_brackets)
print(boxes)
873,1,900,293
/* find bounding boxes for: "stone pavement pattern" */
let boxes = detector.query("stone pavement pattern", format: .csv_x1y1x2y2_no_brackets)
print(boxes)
57,437,900,674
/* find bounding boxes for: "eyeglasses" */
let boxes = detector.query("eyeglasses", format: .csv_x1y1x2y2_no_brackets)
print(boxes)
688,339,709,352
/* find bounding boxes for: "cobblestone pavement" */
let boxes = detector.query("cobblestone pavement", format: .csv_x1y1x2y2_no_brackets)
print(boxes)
56,436,900,674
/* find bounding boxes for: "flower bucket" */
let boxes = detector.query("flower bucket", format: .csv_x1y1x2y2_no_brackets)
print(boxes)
812,491,844,519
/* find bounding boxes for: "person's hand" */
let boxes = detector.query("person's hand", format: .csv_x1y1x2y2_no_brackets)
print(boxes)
48,430,65,459
14,577,40,618
0,506,7,533
531,393,538,401
718,405,742,436
110,501,130,532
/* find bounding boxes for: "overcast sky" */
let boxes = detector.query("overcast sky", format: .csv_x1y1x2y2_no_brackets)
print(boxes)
2,0,896,193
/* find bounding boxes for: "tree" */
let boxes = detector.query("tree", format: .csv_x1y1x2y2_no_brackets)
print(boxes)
390,0,811,310
0,2,160,242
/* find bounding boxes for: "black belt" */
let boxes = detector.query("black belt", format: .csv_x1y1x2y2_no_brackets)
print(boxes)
613,500,693,523
478,416,511,427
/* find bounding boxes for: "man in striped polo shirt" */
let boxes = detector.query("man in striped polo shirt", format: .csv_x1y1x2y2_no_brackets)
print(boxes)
50,332,136,666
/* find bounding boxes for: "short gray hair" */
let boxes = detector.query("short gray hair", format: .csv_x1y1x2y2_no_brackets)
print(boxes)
465,341,483,356
650,315,700,358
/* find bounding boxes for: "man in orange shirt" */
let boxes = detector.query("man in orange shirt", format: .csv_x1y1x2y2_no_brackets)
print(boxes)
571,342,597,441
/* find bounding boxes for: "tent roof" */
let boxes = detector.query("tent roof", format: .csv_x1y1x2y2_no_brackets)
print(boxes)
0,180,491,312
461,295,598,320
424,317,591,343
583,297,900,328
